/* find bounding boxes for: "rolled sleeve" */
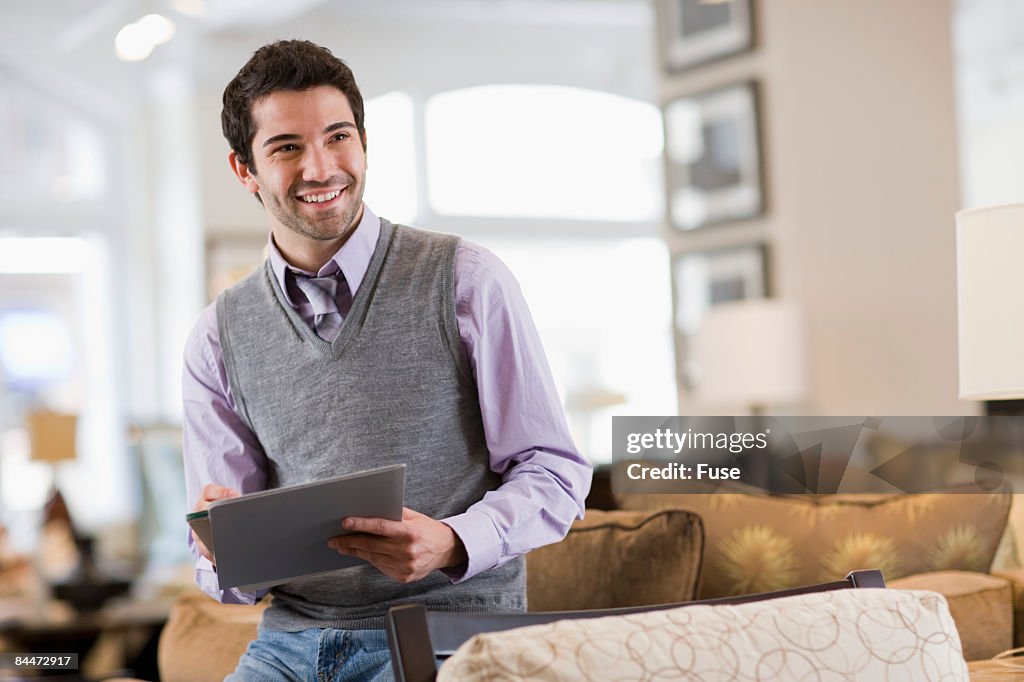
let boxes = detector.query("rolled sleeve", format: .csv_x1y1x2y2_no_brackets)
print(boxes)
439,509,504,582
193,552,268,605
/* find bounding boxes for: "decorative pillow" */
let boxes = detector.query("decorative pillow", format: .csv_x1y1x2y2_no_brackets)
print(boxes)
890,570,1012,661
996,494,1024,570
867,431,1024,571
158,590,265,682
618,490,1011,599
993,567,1024,650
438,589,968,681
526,509,703,610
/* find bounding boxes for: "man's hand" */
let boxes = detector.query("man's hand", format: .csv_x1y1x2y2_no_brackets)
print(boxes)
191,484,240,565
328,507,467,584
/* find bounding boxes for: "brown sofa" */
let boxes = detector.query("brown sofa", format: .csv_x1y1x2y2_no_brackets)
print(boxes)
617,488,1024,676
159,503,1022,680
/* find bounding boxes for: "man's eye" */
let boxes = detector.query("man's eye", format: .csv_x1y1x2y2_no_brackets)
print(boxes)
331,133,349,142
276,144,299,153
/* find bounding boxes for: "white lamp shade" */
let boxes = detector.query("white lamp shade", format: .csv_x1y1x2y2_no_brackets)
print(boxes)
957,203,1024,399
691,299,808,408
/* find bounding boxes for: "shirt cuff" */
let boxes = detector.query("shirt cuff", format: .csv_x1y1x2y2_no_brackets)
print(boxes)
195,556,268,605
440,509,504,583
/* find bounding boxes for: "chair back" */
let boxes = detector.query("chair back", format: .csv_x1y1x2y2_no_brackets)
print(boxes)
386,569,885,682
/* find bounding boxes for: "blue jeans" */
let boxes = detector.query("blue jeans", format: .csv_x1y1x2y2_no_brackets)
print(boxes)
226,625,393,682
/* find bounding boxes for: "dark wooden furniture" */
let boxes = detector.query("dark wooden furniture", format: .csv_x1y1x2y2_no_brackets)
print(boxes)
0,597,170,680
385,569,886,682
583,464,615,510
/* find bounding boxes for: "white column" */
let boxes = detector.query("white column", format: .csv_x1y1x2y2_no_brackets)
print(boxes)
149,67,205,419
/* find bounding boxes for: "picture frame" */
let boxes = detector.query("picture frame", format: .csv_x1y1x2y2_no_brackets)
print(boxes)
659,0,755,73
205,234,268,302
664,81,764,231
672,244,769,387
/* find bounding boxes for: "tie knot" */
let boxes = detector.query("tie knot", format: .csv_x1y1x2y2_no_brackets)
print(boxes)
295,272,344,318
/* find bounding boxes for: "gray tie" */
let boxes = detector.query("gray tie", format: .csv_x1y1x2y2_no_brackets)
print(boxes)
295,273,345,341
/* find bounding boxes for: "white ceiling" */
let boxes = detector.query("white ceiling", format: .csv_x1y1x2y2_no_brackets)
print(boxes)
0,0,652,112
0,0,649,59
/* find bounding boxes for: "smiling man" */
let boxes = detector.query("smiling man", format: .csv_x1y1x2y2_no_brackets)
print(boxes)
181,40,591,681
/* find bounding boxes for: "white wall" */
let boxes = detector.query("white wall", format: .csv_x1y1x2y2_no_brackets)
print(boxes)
769,0,970,415
662,0,973,415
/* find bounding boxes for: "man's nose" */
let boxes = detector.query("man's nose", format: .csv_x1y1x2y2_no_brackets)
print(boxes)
301,146,334,182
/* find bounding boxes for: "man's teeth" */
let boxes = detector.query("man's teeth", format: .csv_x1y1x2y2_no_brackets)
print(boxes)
301,190,341,203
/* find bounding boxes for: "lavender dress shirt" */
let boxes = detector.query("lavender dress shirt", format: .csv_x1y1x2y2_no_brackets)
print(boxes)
181,205,591,604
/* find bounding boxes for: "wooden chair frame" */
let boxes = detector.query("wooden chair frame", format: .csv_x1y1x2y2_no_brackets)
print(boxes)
385,569,886,682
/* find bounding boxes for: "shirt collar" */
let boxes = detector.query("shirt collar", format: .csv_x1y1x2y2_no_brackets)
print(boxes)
267,203,381,308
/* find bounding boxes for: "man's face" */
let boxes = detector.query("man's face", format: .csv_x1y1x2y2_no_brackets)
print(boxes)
233,86,367,245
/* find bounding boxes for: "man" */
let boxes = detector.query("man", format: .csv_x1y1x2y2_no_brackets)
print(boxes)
182,39,591,681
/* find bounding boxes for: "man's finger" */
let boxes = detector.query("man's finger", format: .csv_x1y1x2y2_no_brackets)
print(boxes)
330,534,407,557
331,543,418,584
330,540,403,571
329,537,392,558
191,531,215,565
201,484,240,500
401,507,425,521
194,484,240,512
342,516,408,538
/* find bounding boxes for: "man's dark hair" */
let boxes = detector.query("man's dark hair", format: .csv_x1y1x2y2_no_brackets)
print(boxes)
221,39,366,171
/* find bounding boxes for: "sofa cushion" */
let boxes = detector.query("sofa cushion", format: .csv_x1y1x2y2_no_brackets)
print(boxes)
867,432,1024,573
619,490,1011,599
526,508,703,610
438,588,969,681
992,568,1024,651
890,570,1012,661
158,590,265,682
989,494,1024,572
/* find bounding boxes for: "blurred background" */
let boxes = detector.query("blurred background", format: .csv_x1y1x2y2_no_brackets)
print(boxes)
0,0,1019,660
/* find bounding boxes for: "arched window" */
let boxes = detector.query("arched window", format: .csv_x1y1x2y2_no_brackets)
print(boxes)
425,85,663,222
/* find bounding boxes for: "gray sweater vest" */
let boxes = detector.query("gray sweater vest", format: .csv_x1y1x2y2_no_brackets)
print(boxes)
216,219,526,631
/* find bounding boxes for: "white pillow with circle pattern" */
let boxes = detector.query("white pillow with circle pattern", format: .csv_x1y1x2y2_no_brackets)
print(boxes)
438,589,968,682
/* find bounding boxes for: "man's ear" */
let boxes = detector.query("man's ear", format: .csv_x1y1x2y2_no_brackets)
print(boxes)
229,150,260,195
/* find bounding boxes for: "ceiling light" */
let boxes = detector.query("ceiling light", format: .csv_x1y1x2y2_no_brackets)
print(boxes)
114,13,177,62
138,14,176,45
115,22,154,62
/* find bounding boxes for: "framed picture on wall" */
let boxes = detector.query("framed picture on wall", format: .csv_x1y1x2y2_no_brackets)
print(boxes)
664,81,764,231
672,244,768,386
659,0,754,73
205,234,268,302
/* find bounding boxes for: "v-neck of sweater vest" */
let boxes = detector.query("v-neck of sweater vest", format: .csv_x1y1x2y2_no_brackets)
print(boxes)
264,220,395,359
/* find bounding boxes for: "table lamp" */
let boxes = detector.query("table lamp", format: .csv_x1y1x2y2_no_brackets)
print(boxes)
956,203,1024,401
690,299,808,414
26,409,78,524
25,410,130,610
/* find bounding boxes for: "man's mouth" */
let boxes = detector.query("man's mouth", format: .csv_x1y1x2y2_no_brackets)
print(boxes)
298,189,343,204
